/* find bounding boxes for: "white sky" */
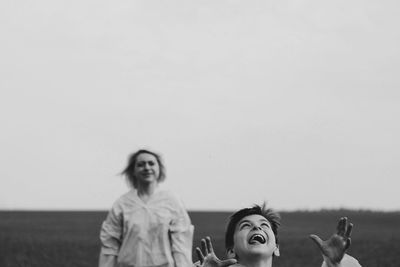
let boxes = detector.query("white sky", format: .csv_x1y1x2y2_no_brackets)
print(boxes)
1,0,399,211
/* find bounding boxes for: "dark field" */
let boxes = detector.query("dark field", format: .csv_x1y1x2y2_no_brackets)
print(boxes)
1,210,399,267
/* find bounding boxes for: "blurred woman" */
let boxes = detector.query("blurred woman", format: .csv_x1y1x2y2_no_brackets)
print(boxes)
99,149,194,267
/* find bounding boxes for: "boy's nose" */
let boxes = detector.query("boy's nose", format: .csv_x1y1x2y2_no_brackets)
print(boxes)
252,225,262,230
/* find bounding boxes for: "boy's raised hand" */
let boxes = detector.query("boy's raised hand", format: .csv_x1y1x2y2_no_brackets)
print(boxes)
309,217,353,265
195,237,237,267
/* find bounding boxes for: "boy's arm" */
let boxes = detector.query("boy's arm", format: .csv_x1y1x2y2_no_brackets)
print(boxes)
310,217,362,267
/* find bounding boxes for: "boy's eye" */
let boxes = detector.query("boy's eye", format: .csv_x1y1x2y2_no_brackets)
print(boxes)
261,223,270,228
240,223,251,229
148,161,155,166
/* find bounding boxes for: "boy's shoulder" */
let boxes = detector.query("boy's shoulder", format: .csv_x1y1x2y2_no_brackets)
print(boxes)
322,254,362,267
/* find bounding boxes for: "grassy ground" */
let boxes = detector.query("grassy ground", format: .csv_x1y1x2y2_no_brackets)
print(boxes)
0,210,399,267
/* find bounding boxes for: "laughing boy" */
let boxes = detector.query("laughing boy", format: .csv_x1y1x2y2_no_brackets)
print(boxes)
196,204,361,267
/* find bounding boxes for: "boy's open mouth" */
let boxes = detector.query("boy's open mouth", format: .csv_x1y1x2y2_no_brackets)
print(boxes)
248,233,266,244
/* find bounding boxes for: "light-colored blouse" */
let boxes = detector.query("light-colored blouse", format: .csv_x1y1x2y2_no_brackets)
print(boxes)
99,188,194,267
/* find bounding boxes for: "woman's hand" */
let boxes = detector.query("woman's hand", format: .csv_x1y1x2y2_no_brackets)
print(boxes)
310,217,353,266
195,237,237,267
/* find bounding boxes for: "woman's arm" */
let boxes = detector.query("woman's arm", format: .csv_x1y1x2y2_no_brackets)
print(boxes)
98,254,117,267
169,196,194,267
99,204,123,267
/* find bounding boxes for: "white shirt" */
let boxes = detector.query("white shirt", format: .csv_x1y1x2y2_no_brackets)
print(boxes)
99,188,194,267
321,254,362,267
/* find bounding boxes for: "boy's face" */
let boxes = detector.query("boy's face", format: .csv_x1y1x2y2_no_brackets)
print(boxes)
231,214,278,260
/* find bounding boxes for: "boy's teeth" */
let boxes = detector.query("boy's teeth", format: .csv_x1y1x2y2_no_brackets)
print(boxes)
250,234,266,244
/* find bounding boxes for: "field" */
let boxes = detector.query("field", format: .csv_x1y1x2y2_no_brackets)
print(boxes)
1,210,399,267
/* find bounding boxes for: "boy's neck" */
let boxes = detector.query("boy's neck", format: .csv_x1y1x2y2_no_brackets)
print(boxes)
238,256,273,267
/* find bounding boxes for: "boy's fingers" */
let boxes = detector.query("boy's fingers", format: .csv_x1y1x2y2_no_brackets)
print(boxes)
345,237,352,250
345,223,353,238
206,236,214,254
337,217,347,236
309,234,324,250
220,259,237,267
196,247,204,263
201,239,208,254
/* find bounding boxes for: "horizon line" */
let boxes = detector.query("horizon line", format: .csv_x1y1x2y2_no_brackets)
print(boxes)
1,207,399,213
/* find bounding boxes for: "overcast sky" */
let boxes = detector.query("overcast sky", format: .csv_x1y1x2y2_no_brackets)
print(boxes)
1,0,399,211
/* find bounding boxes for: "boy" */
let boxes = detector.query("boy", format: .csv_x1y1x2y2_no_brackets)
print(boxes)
196,204,361,267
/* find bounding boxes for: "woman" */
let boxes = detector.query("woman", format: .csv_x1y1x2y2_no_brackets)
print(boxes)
99,149,194,267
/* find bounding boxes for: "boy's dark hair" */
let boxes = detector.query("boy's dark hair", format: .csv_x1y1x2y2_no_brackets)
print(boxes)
225,203,281,251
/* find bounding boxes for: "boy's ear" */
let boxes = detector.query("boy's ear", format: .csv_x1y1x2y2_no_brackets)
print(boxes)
227,248,236,259
273,245,280,257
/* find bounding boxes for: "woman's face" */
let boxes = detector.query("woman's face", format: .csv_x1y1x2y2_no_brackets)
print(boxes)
134,153,160,186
